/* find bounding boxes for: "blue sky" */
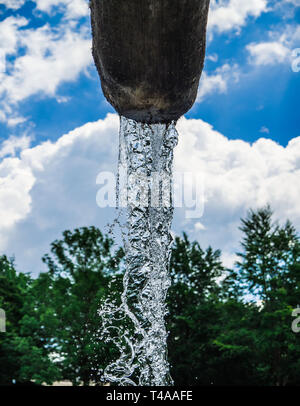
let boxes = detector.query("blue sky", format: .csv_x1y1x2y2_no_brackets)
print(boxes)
0,0,299,275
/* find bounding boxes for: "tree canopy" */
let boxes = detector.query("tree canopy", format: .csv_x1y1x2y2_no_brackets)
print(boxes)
1,207,300,386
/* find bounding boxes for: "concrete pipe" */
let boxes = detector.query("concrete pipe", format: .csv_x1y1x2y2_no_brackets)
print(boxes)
90,0,210,123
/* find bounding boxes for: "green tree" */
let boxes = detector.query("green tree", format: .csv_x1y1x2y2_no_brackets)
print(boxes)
31,226,124,385
0,255,26,384
207,299,261,385
167,214,300,386
167,233,225,385
234,205,300,303
0,255,57,385
228,206,300,385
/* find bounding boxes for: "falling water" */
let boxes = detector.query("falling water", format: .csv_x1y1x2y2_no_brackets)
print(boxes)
100,116,178,386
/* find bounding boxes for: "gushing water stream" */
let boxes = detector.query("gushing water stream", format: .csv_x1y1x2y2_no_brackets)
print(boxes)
100,116,178,386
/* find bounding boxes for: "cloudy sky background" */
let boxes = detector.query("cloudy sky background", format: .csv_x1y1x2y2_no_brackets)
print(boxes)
0,0,299,275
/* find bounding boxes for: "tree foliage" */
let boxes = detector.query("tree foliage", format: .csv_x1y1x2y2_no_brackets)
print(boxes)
1,208,300,386
31,227,123,385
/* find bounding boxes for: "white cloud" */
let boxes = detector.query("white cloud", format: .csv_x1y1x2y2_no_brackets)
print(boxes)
208,0,268,34
2,24,92,103
194,222,206,231
1,0,26,9
197,64,239,103
0,113,117,234
176,117,300,217
0,134,34,234
246,24,300,67
0,3,92,126
0,157,35,230
206,53,219,63
0,16,28,55
197,71,227,102
1,115,300,275
0,135,31,158
259,126,270,134
0,114,118,272
174,116,300,261
284,0,300,6
247,41,290,65
1,1,89,19
221,252,238,269
35,0,89,20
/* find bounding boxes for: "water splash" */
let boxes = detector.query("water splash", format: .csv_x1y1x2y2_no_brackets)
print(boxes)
100,116,178,386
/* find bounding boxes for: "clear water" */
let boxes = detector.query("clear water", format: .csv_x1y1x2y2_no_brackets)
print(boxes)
100,116,178,386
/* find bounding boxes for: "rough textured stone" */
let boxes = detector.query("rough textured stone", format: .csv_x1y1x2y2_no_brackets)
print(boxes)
90,0,210,123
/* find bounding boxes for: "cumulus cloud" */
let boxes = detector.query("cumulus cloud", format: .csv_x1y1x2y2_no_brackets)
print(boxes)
1,0,26,9
0,135,31,158
284,0,300,6
2,24,92,103
208,0,268,34
247,41,290,65
0,16,27,56
0,2,92,126
176,117,300,219
0,114,119,273
35,0,89,20
2,0,89,19
197,64,239,103
0,156,35,231
1,115,300,273
246,24,300,67
0,134,34,235
174,117,300,263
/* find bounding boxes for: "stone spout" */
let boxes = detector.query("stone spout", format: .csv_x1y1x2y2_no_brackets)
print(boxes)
90,0,210,123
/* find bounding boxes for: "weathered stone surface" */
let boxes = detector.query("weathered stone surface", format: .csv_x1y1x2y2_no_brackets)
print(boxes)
90,0,210,123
